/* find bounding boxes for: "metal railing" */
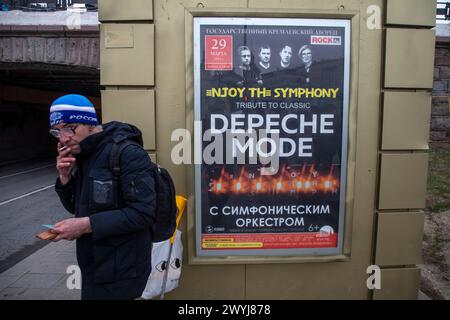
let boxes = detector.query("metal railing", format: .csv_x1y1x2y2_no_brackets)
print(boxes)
1,0,98,12
437,1,450,22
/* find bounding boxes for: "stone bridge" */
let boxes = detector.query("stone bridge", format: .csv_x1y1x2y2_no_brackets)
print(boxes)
0,10,99,95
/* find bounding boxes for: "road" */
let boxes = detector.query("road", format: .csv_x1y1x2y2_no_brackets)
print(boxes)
0,158,70,273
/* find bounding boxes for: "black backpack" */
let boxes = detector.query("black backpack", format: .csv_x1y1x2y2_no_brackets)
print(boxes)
109,139,177,242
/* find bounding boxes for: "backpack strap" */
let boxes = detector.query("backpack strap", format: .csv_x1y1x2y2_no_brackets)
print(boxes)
109,140,141,179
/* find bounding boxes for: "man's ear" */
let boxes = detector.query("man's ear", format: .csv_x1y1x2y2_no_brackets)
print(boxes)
90,125,101,133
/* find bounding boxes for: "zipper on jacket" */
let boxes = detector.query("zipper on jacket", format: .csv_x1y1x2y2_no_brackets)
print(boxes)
131,179,139,194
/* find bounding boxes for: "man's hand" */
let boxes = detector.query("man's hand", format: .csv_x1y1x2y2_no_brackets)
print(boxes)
56,142,76,186
52,217,92,242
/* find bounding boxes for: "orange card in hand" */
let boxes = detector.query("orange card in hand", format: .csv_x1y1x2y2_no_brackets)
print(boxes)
36,230,57,241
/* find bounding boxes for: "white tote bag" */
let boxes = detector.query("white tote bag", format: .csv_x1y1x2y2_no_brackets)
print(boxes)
141,231,183,300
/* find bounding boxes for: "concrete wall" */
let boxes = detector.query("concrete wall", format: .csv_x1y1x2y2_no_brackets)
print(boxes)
431,41,450,142
0,24,99,68
98,0,436,299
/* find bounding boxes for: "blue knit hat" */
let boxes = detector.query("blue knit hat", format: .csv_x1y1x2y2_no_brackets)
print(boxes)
49,94,98,127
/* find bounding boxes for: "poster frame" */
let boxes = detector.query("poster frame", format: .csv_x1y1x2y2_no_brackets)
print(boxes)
185,8,359,264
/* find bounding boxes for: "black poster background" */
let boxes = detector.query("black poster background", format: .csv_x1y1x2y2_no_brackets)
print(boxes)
197,21,347,252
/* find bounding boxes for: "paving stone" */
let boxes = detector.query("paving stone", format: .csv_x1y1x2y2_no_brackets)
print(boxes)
0,262,33,277
29,262,73,275
0,287,52,300
46,275,80,300
0,275,21,291
9,273,64,289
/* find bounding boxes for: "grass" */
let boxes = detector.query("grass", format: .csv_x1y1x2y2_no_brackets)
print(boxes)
421,143,450,299
426,143,450,213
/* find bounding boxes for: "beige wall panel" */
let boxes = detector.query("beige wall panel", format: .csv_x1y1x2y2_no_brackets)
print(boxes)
101,89,156,150
246,263,369,299
382,91,431,150
248,0,362,9
99,0,153,21
153,0,248,299
373,267,420,300
345,1,384,298
100,24,154,86
167,264,246,299
386,0,436,27
184,0,381,299
375,212,424,266
150,0,385,299
148,152,157,163
384,28,435,88
378,153,428,209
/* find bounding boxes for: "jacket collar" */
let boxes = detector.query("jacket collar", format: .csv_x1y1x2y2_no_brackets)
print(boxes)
78,128,110,158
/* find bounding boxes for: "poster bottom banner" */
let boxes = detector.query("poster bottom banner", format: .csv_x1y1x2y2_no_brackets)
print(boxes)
202,232,338,250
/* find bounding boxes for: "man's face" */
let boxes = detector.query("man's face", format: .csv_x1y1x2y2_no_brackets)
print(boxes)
53,123,93,154
240,49,251,66
280,46,292,64
259,48,271,63
301,48,312,64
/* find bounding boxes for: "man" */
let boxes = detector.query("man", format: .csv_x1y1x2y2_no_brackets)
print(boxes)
298,45,314,84
49,94,155,300
274,45,296,87
258,45,271,71
236,46,262,86
238,45,252,68
299,45,313,71
279,45,293,68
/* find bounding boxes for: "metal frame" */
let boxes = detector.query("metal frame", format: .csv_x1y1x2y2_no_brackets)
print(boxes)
193,17,351,257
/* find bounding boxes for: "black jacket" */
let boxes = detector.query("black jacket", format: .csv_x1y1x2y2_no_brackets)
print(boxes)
55,121,156,300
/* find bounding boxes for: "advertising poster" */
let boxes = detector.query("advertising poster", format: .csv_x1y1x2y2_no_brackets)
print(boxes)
194,18,350,256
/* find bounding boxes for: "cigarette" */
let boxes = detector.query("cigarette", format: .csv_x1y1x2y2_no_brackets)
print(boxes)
58,145,68,152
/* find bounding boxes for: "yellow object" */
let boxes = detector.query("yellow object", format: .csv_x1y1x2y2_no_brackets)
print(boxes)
170,195,187,244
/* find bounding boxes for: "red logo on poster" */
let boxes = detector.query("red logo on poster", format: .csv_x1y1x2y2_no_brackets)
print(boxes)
205,35,233,70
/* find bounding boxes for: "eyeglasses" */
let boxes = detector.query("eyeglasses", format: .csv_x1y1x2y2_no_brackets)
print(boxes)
49,125,78,138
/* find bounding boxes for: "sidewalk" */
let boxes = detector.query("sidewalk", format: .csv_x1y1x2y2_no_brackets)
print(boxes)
0,240,432,300
0,241,80,300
